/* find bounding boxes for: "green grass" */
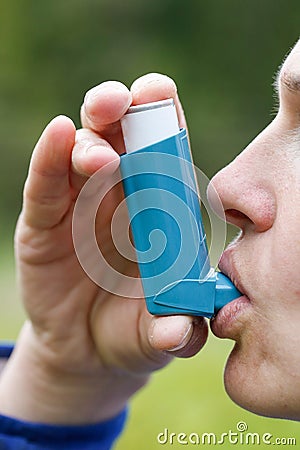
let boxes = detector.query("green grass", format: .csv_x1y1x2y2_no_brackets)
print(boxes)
0,238,25,340
0,240,298,449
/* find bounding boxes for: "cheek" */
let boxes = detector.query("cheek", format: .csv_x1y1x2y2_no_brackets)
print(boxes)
224,313,300,419
274,178,300,272
240,213,300,315
269,210,300,308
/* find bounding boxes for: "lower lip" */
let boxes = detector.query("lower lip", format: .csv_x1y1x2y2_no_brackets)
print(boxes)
211,295,251,338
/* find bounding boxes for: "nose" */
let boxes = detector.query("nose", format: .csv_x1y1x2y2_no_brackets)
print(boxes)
208,143,276,233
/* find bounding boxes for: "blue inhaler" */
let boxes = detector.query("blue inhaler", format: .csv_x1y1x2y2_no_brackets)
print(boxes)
119,99,240,318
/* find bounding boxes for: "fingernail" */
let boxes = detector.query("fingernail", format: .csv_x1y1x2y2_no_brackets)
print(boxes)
149,316,194,352
85,144,103,154
167,322,193,352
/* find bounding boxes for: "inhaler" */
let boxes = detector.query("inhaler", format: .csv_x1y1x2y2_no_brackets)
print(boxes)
119,99,240,318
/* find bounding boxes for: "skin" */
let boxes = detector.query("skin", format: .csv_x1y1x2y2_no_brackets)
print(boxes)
0,39,299,425
0,74,208,424
210,39,300,420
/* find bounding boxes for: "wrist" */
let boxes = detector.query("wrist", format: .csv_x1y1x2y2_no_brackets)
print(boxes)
0,322,148,424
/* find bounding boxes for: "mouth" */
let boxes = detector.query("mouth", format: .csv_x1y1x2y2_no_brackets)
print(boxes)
218,246,249,298
211,247,252,338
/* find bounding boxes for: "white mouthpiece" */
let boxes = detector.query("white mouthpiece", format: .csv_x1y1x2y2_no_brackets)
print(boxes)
121,99,180,153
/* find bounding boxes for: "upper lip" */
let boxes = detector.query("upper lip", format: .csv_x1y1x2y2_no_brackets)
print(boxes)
218,246,251,301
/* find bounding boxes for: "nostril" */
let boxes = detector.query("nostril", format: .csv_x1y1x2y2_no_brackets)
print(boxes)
225,209,254,227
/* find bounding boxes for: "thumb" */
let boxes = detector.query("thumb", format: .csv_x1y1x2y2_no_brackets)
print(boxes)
148,315,208,359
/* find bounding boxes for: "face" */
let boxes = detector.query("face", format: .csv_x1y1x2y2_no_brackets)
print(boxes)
209,40,300,420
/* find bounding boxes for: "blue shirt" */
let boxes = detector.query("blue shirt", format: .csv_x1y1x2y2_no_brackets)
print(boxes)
0,409,127,449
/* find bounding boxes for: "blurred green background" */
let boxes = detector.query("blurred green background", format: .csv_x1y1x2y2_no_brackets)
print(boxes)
0,0,299,448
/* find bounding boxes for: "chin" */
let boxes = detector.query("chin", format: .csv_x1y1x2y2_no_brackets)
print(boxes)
223,343,300,421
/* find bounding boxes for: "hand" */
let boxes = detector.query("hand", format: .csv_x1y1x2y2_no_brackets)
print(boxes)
0,74,208,424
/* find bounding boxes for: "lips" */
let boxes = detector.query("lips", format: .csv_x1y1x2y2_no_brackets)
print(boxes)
211,247,252,339
218,247,249,299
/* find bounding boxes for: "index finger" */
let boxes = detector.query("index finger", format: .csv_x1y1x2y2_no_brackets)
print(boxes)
80,81,132,153
80,74,187,151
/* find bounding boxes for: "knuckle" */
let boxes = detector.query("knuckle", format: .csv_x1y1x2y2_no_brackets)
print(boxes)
75,128,100,146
